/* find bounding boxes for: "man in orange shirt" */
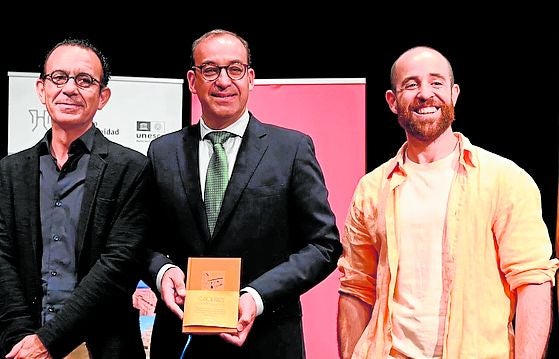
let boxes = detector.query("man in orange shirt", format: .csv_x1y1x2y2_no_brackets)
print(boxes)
337,46,558,359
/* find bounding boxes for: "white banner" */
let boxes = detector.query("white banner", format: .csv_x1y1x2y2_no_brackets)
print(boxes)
7,72,183,155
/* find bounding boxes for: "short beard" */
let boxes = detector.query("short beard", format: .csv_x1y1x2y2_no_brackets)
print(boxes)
397,102,455,142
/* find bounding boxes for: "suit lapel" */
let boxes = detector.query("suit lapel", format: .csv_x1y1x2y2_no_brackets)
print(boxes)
213,117,268,237
76,130,108,258
21,146,42,271
178,125,209,239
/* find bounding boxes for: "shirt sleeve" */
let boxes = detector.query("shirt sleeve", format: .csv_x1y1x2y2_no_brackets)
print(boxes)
338,177,379,306
494,162,559,291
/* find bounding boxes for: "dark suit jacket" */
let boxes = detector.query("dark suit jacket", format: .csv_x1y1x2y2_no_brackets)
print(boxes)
146,114,341,359
0,128,150,359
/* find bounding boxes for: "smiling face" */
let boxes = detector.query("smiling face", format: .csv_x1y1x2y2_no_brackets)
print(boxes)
187,33,255,129
385,47,460,142
36,44,110,134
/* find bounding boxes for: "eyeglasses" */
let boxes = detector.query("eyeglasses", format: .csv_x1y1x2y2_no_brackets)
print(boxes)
192,63,250,81
42,70,102,89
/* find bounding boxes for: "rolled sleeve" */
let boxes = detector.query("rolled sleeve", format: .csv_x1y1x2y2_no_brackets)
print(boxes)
338,179,378,306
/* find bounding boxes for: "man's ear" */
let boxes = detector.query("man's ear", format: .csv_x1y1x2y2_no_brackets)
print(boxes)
97,86,111,110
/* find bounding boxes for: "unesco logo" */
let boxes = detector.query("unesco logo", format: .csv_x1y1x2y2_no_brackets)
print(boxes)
137,121,165,133
136,121,165,141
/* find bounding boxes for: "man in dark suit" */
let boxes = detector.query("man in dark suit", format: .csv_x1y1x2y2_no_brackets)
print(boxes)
145,29,342,358
0,39,149,359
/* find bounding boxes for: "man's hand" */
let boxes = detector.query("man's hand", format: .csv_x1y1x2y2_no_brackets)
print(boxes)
6,334,52,359
219,292,257,347
160,266,186,319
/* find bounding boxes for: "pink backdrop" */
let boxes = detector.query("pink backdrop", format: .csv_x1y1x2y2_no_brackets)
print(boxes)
192,79,366,359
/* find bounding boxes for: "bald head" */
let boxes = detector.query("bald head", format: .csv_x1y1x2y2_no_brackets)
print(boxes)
390,46,454,91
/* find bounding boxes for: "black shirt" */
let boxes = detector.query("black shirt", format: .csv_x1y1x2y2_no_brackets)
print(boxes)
38,126,94,324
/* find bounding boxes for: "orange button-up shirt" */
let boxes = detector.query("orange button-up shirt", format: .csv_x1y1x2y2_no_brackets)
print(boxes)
338,133,558,358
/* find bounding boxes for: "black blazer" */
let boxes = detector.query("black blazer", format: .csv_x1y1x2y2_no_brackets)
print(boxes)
146,114,341,359
0,128,150,359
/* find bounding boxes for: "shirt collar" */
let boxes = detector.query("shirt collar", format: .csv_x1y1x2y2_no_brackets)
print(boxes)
38,125,96,156
386,132,477,179
199,110,250,139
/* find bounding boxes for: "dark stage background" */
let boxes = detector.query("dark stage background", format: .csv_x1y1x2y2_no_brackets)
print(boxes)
1,11,558,356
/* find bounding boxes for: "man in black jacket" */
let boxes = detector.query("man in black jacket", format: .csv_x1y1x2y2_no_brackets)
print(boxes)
145,29,342,359
0,38,150,359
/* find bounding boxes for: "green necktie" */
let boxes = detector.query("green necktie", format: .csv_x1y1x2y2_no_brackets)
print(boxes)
204,131,234,236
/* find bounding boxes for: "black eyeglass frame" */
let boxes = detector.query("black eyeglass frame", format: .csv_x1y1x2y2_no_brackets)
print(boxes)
191,63,250,81
41,70,102,89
